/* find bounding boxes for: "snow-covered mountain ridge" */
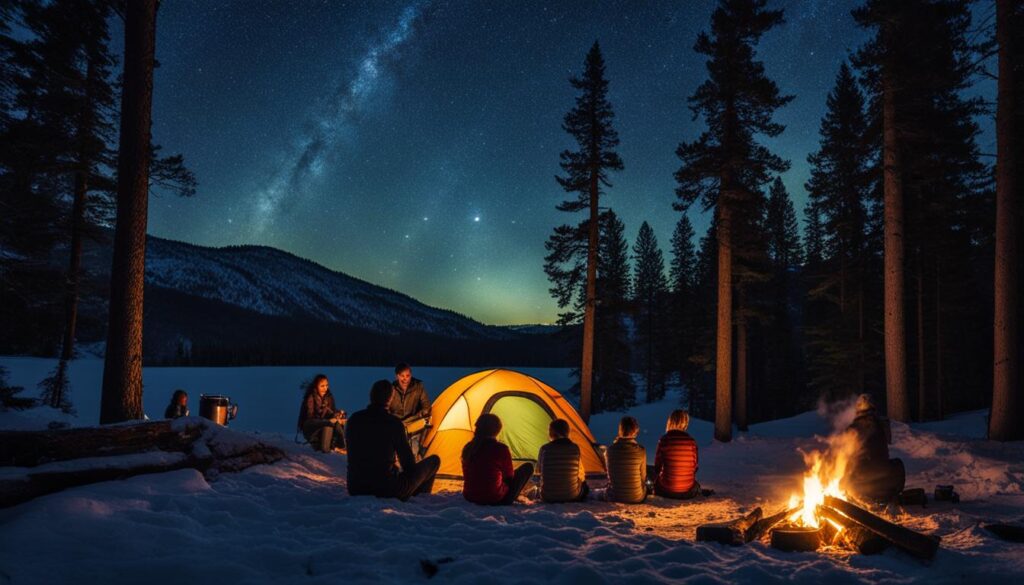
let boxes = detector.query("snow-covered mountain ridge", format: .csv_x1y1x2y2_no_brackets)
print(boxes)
104,236,515,341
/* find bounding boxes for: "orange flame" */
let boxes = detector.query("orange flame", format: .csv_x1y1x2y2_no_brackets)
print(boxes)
787,428,862,529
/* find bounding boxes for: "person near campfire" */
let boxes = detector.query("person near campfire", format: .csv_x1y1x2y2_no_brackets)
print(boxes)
461,413,535,505
345,380,441,501
390,363,432,458
846,393,905,502
604,415,648,503
652,409,702,499
538,418,589,502
297,374,346,453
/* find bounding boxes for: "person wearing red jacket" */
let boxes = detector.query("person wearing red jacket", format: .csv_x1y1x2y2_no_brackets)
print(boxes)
461,413,534,505
653,409,701,499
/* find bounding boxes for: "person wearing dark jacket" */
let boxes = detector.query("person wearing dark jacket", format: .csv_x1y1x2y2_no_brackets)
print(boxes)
653,409,701,499
462,413,534,505
164,390,189,419
296,374,346,453
605,416,647,504
847,394,905,502
345,379,441,501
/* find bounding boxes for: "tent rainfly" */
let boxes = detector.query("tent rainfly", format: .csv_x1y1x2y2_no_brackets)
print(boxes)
421,369,606,479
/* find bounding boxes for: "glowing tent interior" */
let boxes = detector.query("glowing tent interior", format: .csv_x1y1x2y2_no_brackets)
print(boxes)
421,369,607,479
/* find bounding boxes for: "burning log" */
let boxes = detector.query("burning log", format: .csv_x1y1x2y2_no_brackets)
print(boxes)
818,504,889,554
746,505,800,543
824,495,940,559
696,507,763,546
771,525,824,552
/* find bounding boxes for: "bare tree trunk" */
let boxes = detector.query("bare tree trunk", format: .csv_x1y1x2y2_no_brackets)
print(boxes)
716,203,733,442
935,257,943,420
991,0,1020,441
100,0,157,424
916,255,926,422
858,275,866,395
736,306,748,431
882,36,909,422
579,173,599,422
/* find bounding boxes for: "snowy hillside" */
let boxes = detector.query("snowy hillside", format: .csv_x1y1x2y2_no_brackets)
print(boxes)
140,237,511,340
2,358,1023,583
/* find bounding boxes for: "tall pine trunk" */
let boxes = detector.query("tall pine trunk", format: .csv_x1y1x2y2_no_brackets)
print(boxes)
882,36,909,422
715,203,733,442
100,0,157,424
935,257,943,419
916,256,926,421
990,0,1020,440
735,305,748,431
579,173,599,422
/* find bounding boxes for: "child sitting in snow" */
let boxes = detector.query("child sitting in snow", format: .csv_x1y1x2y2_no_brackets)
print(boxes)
653,409,701,499
461,413,534,505
604,416,648,504
538,419,589,502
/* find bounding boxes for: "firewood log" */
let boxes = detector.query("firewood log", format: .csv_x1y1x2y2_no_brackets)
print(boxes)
746,505,800,543
824,495,940,559
818,504,889,554
0,420,202,467
696,507,763,546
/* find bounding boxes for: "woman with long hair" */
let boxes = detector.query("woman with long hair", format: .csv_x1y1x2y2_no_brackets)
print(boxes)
297,374,346,452
652,409,700,499
461,413,534,505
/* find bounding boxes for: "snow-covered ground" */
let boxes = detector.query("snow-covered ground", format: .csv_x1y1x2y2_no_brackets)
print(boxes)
2,357,1023,584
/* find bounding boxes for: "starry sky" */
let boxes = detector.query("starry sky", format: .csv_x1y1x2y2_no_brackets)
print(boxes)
143,0,992,326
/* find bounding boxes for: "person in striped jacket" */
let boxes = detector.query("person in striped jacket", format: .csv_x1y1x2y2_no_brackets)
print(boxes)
653,409,700,499
537,419,589,502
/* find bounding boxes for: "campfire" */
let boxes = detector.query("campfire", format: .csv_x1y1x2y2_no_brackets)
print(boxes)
696,428,941,560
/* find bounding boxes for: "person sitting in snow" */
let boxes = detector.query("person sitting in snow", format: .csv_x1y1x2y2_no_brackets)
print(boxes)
345,379,441,501
538,418,589,502
461,413,535,505
390,363,432,458
604,416,648,504
296,374,346,453
164,389,189,419
846,393,905,502
653,409,701,499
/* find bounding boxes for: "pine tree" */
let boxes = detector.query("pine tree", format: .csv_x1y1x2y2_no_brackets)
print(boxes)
803,62,881,402
543,41,624,422
688,221,719,418
990,0,1022,440
668,214,699,390
633,221,670,402
674,0,792,441
100,0,158,424
592,209,635,412
856,0,992,421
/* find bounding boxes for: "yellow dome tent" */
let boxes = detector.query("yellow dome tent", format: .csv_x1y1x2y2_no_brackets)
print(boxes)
422,369,607,479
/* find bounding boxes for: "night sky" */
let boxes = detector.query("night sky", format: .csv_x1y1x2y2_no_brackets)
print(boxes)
142,1,990,325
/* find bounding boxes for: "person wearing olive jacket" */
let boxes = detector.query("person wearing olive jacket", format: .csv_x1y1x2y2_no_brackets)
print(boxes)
537,419,589,502
389,363,431,420
605,416,647,504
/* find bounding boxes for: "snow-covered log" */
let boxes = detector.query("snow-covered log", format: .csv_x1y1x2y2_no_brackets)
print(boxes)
696,507,763,546
0,418,284,508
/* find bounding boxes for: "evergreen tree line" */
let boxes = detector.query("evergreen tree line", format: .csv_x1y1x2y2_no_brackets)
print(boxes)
0,0,195,413
546,0,1021,441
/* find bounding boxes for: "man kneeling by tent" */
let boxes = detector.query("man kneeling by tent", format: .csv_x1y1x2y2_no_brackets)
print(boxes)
846,393,905,502
346,380,440,501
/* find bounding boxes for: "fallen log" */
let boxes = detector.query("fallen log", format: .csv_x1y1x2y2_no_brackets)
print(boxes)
696,507,763,546
824,495,940,560
0,419,285,508
746,505,800,543
0,420,203,466
818,504,889,554
983,524,1024,543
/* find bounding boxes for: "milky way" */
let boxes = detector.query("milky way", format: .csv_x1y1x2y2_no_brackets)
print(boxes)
146,0,993,325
